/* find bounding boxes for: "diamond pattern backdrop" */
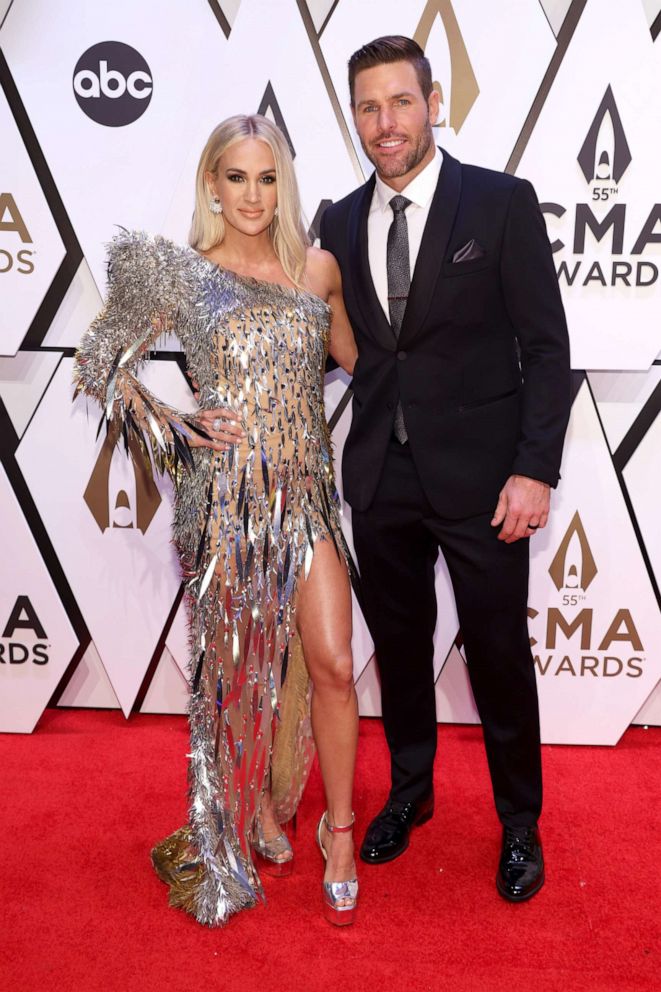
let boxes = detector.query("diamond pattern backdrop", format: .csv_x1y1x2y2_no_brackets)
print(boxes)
0,0,659,737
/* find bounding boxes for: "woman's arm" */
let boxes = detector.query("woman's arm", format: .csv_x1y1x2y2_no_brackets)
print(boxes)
307,246,357,376
73,231,239,476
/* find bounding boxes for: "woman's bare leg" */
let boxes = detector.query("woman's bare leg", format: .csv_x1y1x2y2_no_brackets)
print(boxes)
296,538,358,892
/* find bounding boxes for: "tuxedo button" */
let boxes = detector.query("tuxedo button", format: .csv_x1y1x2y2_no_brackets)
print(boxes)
397,350,407,361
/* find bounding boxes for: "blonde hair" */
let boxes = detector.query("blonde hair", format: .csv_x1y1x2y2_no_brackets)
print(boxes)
189,114,310,287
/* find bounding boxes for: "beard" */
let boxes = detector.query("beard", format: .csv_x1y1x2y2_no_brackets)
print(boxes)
363,124,434,179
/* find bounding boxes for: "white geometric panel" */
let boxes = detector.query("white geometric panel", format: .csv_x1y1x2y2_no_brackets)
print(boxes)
16,357,197,716
431,555,460,681
0,350,61,438
320,0,555,173
588,367,661,452
0,463,78,732
0,85,66,355
349,585,376,690
41,259,102,349
528,381,661,744
632,679,661,726
435,642,479,725
0,0,230,292
216,0,242,28
539,0,573,35
140,647,189,714
641,0,661,27
57,641,120,710
162,0,364,249
360,641,479,724
623,404,661,588
516,0,661,370
165,595,191,681
305,0,338,33
324,369,375,683
354,655,381,716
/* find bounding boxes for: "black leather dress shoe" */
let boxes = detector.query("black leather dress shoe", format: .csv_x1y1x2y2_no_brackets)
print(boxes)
496,824,545,901
360,794,434,865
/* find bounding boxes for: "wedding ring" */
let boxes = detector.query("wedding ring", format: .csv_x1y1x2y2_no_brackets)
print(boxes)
528,523,539,530
212,417,223,432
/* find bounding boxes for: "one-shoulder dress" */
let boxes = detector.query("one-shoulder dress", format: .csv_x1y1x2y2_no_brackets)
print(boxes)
73,231,347,927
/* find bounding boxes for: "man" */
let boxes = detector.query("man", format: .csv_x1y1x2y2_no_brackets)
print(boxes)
320,36,571,902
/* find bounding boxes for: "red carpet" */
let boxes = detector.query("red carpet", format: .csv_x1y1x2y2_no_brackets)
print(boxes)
1,710,658,992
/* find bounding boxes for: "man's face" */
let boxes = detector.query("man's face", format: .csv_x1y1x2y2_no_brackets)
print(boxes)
352,60,439,185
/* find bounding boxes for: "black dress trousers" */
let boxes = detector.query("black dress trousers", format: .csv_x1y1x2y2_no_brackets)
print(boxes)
352,437,542,828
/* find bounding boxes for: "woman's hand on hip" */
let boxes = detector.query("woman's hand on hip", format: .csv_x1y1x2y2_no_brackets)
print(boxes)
190,407,246,451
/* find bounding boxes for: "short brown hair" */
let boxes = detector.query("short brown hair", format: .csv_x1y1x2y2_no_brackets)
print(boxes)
348,35,433,105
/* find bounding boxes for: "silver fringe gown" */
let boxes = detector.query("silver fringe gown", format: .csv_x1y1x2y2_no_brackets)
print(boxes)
73,230,347,927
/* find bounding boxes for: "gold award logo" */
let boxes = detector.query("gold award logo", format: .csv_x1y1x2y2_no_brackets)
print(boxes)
548,511,597,593
543,85,659,291
577,85,632,191
529,510,644,679
84,424,161,534
414,0,479,134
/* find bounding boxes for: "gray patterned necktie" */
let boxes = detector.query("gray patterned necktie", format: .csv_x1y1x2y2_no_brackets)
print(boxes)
387,194,411,443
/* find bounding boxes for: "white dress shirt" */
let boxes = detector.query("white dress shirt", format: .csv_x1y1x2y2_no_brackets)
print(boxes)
368,145,443,319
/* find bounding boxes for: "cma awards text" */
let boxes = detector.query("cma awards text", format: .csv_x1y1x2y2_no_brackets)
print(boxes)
0,193,35,274
528,606,645,679
1,596,50,666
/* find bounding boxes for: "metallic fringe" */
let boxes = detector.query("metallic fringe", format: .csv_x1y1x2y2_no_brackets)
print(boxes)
75,230,348,928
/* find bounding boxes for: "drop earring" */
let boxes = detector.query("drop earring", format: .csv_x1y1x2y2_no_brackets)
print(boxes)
209,195,222,215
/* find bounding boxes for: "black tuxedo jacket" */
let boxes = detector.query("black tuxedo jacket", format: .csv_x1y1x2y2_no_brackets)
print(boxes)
320,150,571,519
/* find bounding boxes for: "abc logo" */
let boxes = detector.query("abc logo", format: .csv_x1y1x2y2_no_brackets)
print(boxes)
73,41,153,127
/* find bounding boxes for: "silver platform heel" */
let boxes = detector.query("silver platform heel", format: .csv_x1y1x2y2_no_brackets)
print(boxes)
316,811,359,926
252,818,294,878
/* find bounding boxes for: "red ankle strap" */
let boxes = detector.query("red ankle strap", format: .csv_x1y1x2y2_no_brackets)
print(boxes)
324,812,355,834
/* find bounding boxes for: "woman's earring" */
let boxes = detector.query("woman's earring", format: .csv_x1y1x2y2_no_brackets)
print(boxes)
209,196,222,215
274,206,279,217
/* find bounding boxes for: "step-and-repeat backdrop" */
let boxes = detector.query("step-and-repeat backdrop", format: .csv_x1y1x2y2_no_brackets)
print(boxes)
1,0,660,741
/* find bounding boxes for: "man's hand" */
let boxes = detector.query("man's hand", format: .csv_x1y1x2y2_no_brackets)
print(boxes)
491,474,550,543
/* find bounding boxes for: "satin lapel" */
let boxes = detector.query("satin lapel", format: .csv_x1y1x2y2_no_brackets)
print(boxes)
398,151,463,347
348,174,397,350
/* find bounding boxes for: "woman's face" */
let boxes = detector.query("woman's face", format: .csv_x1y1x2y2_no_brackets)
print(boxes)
206,137,278,238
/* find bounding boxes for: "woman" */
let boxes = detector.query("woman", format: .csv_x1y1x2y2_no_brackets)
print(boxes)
73,115,359,927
